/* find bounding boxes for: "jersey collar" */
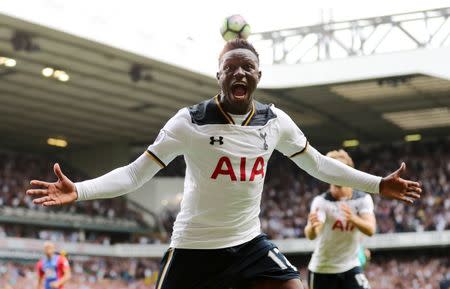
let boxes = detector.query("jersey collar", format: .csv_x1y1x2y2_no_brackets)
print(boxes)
214,95,255,126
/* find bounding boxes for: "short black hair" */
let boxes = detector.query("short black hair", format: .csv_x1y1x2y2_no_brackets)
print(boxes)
219,39,259,63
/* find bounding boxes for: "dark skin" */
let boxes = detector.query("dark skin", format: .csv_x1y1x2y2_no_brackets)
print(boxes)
217,48,261,115
28,47,421,289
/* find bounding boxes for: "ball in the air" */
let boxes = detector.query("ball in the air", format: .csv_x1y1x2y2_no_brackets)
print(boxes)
220,14,251,41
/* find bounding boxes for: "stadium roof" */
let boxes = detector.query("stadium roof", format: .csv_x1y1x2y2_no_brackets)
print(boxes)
0,13,449,151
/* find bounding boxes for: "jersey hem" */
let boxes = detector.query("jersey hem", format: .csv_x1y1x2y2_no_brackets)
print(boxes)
308,261,361,274
169,230,261,249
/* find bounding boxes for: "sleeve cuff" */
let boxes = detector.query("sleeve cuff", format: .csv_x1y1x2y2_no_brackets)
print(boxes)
74,182,85,201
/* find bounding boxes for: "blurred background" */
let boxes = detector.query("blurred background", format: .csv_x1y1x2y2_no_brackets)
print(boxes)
0,1,449,288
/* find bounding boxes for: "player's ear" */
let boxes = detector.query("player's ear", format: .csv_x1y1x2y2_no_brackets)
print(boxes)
216,72,220,80
257,70,262,82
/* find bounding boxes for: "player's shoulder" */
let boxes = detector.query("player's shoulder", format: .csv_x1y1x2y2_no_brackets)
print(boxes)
319,191,337,202
320,190,370,202
187,96,277,126
269,104,292,120
312,192,330,203
251,100,278,125
351,190,370,200
161,106,191,132
187,97,223,125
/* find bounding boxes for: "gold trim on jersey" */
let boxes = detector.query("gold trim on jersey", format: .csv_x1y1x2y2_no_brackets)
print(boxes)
290,141,309,158
145,150,166,168
156,248,174,289
215,95,235,124
215,94,256,126
242,101,256,126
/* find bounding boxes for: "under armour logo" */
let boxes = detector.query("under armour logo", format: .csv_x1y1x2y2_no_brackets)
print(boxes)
259,131,268,150
210,136,224,145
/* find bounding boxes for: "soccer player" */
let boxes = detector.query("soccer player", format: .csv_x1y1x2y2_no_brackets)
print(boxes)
27,39,421,289
36,242,71,289
305,150,375,289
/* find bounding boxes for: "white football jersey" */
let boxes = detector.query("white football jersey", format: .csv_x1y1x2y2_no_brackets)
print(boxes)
147,96,307,249
308,191,374,273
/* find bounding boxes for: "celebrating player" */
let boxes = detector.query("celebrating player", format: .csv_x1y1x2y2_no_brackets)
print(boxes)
36,242,71,289
27,39,421,289
305,150,374,289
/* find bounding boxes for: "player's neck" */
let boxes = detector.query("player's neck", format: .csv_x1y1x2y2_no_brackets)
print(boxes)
219,93,253,115
331,187,353,200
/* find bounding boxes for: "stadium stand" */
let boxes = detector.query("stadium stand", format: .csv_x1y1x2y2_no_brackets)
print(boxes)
1,251,448,289
0,150,161,244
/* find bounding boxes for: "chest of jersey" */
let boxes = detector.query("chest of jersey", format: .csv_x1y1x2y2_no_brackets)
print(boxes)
323,201,360,233
188,121,278,183
43,257,58,279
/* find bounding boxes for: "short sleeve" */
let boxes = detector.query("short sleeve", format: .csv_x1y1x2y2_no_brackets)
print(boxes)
310,196,326,223
147,108,191,167
273,107,308,157
358,194,374,215
58,256,70,271
36,260,44,277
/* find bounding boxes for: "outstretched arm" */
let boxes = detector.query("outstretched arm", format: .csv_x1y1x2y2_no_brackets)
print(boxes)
27,109,191,206
291,145,421,204
27,152,162,206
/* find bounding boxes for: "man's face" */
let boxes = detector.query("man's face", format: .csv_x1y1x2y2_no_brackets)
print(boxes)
217,48,261,112
44,242,55,257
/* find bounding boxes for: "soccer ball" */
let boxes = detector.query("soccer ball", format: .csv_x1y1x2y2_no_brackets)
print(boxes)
220,14,251,41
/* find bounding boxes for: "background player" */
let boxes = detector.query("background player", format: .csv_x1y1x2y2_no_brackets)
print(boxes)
36,242,71,289
305,149,375,289
27,39,421,289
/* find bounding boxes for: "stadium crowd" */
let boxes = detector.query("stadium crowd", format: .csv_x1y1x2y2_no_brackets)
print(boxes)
0,257,160,289
0,223,165,245
0,151,145,224
367,254,449,289
0,253,448,289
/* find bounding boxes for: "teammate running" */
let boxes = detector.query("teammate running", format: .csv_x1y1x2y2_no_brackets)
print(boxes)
305,150,374,289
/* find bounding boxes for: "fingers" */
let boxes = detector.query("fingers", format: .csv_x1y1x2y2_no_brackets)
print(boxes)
340,203,350,211
26,189,48,196
309,214,318,222
405,191,421,200
33,196,59,206
33,196,52,204
43,200,59,207
30,180,51,188
394,162,406,176
399,196,414,205
53,163,67,182
407,185,422,194
407,181,421,191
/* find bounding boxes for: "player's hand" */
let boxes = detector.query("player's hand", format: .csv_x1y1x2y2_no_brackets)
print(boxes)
26,163,78,206
308,209,321,228
340,203,354,223
49,281,59,288
379,162,422,205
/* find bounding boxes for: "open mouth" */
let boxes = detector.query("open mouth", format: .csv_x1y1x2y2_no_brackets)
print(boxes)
231,82,248,100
